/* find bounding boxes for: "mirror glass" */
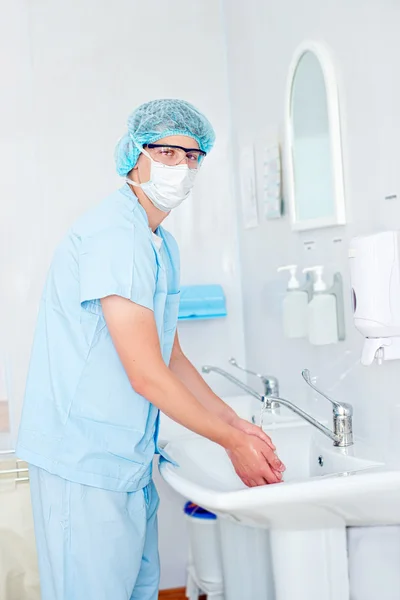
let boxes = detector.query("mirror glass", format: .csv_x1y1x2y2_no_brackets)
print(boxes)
291,51,335,222
286,44,346,230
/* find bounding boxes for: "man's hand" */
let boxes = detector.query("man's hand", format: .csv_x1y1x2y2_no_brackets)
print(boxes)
226,432,285,487
228,416,285,486
231,416,276,449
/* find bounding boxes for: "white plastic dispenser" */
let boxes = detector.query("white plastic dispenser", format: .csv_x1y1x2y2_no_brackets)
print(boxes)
303,266,339,346
349,231,400,366
277,265,308,338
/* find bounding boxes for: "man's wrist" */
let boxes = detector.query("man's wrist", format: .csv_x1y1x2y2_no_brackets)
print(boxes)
219,424,244,451
221,406,240,427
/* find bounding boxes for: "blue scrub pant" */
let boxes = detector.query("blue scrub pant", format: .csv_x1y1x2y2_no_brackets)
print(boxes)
29,465,160,600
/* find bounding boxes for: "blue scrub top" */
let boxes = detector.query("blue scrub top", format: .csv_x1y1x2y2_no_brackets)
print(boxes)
17,185,180,492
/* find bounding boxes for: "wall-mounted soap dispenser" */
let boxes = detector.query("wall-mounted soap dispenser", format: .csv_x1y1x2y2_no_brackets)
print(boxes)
303,266,345,346
277,265,309,338
349,231,400,366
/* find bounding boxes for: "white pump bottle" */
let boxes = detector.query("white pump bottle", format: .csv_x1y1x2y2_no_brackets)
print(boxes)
277,265,308,339
303,266,338,346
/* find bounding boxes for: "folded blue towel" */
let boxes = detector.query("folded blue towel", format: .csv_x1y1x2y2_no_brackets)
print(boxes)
178,284,227,321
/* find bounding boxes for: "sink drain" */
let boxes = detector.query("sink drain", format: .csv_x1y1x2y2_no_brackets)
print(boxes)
318,455,324,467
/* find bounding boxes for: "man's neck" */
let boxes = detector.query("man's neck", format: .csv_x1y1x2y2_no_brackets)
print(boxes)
128,184,169,231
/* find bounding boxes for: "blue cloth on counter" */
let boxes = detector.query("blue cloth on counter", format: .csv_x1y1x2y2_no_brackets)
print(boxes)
178,284,227,320
17,184,180,492
29,465,160,600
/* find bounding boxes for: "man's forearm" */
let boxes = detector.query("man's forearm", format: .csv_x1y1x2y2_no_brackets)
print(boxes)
169,344,238,425
138,360,242,449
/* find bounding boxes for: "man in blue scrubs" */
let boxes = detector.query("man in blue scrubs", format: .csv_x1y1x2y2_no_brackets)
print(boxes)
17,99,284,600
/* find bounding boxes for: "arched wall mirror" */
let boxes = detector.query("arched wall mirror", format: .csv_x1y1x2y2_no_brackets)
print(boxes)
285,42,346,231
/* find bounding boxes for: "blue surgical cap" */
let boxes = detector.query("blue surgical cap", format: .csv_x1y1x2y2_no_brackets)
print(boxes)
114,99,216,176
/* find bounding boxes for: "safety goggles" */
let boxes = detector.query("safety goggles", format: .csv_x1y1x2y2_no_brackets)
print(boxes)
145,143,207,169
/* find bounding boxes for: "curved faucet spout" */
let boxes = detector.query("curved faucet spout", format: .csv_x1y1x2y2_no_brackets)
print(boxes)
267,395,340,444
201,366,263,401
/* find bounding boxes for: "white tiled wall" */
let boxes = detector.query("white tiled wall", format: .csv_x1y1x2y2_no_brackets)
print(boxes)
222,4,400,595
222,0,400,458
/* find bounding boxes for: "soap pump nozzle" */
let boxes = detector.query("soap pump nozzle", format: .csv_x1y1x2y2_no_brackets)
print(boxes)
277,265,300,290
303,266,327,292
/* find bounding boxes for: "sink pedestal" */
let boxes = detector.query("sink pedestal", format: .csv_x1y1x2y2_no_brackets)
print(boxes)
218,518,274,600
348,526,400,600
270,524,349,600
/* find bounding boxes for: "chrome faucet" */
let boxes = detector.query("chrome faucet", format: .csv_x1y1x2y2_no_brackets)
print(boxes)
201,364,353,447
202,360,280,414
229,358,280,412
201,365,263,400
301,369,353,447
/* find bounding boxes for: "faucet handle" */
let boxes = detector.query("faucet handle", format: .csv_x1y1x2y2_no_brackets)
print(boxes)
229,357,265,381
301,369,353,417
229,358,279,397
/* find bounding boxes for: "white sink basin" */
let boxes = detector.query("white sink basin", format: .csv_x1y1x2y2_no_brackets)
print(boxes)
158,419,400,528
159,391,400,599
159,400,400,600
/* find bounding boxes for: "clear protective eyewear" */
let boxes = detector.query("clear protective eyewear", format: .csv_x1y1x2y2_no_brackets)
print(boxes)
145,143,206,169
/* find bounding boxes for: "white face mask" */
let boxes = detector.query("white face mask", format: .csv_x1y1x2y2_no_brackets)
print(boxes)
126,147,198,212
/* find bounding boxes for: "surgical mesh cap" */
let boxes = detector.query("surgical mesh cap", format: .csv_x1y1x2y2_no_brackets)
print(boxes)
115,99,216,176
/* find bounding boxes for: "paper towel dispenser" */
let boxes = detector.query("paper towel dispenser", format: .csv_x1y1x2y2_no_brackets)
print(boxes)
349,231,400,365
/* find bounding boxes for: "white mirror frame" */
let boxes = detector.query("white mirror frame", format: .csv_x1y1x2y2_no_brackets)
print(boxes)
284,41,346,231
